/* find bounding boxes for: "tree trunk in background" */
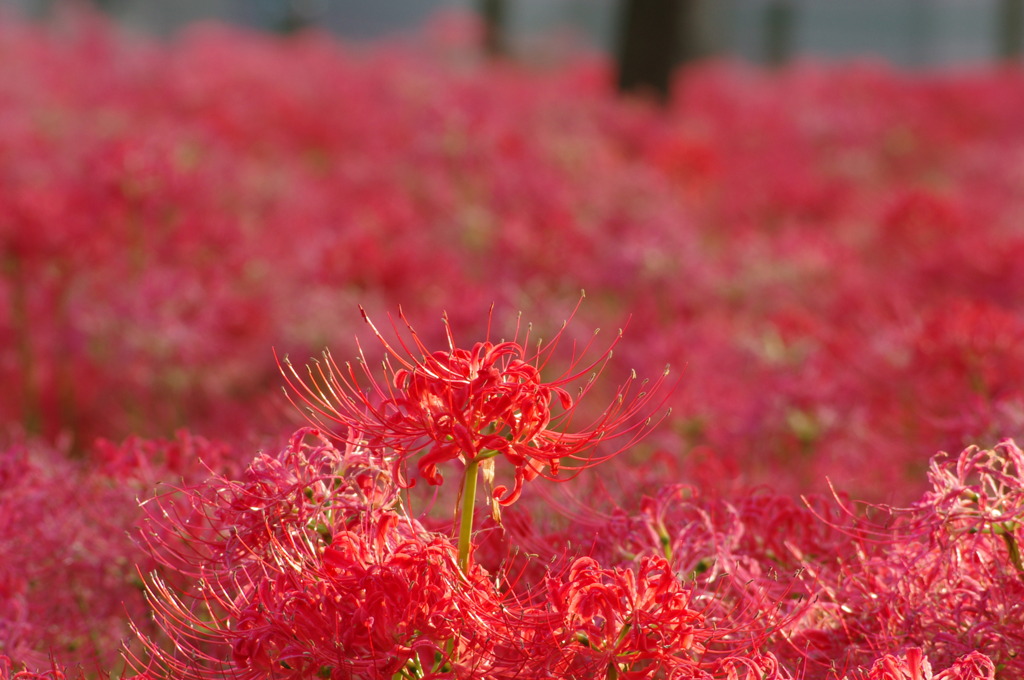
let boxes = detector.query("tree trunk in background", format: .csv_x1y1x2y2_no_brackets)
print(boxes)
277,1,312,34
480,0,507,58
763,1,796,67
998,0,1024,60
90,0,124,12
30,0,55,18
616,0,688,103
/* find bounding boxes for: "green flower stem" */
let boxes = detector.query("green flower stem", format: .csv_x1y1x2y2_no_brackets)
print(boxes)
1003,530,1024,577
458,458,480,573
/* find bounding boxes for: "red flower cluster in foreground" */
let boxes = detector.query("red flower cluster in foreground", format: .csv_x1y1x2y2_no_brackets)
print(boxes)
125,428,794,680
3,311,1020,679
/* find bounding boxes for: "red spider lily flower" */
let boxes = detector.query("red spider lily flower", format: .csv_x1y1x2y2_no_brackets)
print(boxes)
128,430,512,680
539,554,795,679
224,527,504,680
782,441,1024,676
279,303,670,506
543,555,704,678
862,648,995,680
866,648,934,680
920,440,1024,539
133,516,509,680
0,656,88,680
134,427,404,582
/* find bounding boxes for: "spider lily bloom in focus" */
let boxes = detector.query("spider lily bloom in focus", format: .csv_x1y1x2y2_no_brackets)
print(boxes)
279,304,671,571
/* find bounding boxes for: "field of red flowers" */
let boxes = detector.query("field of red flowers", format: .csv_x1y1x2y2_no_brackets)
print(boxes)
2,8,1023,680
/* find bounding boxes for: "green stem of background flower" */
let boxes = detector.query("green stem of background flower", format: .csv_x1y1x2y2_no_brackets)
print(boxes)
1003,530,1024,578
458,458,480,573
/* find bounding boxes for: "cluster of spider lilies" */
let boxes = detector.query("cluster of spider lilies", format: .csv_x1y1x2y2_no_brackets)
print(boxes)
2,9,1024,679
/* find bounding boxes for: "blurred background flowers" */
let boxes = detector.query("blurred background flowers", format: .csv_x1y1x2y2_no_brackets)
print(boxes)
2,2,1024,676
